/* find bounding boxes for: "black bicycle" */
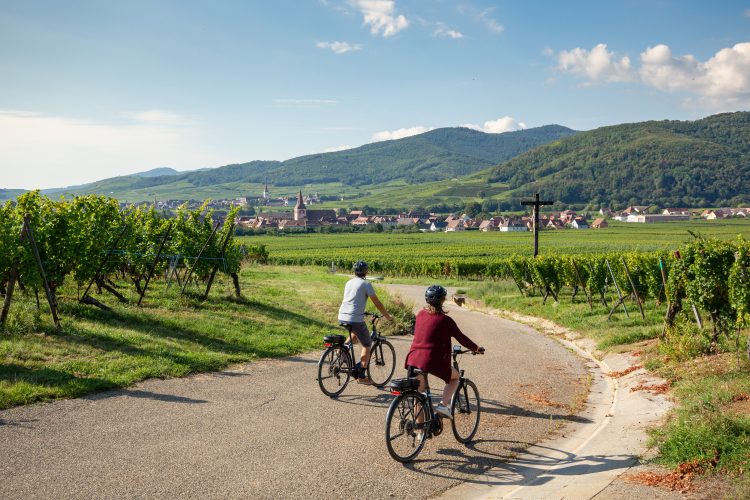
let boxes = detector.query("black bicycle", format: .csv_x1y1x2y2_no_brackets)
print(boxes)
384,345,483,462
317,312,397,397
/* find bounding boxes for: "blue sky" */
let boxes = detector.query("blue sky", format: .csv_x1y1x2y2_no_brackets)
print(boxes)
1,0,749,189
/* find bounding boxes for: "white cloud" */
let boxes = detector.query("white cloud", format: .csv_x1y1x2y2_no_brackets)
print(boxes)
0,110,226,190
557,43,634,83
479,9,504,34
434,23,464,39
371,126,429,141
554,42,750,107
462,116,526,133
352,0,408,38
316,41,363,54
324,144,354,152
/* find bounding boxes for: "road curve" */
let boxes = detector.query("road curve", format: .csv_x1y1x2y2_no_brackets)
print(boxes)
0,285,587,499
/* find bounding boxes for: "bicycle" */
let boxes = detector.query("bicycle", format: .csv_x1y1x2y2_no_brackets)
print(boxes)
317,312,397,397
384,345,483,463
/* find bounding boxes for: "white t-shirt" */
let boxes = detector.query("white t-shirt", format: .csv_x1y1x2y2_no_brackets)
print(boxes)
337,277,375,323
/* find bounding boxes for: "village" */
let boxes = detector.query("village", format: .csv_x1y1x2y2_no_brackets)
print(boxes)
231,190,750,233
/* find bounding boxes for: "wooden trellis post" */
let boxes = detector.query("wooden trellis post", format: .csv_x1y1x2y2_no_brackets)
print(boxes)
202,223,234,300
80,224,128,306
606,259,629,320
137,223,173,307
621,257,645,320
572,259,593,311
181,222,220,296
21,214,61,329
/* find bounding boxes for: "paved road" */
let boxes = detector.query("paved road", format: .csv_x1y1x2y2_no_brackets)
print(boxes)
0,285,587,499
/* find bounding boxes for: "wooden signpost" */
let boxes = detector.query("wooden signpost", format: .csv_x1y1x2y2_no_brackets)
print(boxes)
520,193,553,257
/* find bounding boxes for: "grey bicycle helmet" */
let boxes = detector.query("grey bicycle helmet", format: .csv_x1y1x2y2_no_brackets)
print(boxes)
425,284,447,305
353,260,369,277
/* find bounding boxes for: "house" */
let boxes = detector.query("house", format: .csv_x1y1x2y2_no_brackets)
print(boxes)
559,210,578,224
351,216,371,226
498,219,527,232
627,214,691,223
430,221,448,232
591,218,608,229
546,220,564,230
445,220,465,232
278,219,306,232
571,217,589,229
478,220,497,232
703,210,726,220
598,207,613,217
623,205,651,215
372,216,397,229
663,208,691,216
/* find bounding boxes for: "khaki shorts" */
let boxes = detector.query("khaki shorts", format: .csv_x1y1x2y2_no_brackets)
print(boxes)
343,322,372,347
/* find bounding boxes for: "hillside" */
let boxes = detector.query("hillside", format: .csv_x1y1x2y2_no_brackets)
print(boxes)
0,125,575,202
487,112,750,207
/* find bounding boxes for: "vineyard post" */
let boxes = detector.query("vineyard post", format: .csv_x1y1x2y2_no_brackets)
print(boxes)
202,222,234,300
659,257,670,338
606,259,629,320
621,257,645,320
137,222,173,307
181,222,220,296
587,262,609,307
0,267,17,326
80,223,128,303
572,259,593,311
22,214,61,329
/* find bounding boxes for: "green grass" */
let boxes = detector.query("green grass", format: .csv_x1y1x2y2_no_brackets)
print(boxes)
0,265,413,409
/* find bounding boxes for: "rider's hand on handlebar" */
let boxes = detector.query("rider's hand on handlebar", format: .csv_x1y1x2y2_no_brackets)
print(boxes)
475,347,485,355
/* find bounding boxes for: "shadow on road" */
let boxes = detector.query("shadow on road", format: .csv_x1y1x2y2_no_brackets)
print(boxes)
88,389,208,404
481,398,593,423
404,440,637,487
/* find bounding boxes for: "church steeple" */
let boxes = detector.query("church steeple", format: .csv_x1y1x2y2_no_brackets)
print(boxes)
294,190,307,221
263,180,269,201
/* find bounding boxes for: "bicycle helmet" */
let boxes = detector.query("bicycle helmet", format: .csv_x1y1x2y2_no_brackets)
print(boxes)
353,260,369,277
425,285,447,305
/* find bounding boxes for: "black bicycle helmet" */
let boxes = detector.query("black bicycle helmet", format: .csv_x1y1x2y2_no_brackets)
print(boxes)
353,260,369,277
425,284,447,305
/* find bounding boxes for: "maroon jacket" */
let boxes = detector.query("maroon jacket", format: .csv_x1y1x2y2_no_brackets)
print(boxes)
404,309,478,383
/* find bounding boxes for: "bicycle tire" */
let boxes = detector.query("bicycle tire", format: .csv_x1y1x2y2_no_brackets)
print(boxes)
317,345,351,397
451,379,480,443
367,340,396,387
385,391,428,463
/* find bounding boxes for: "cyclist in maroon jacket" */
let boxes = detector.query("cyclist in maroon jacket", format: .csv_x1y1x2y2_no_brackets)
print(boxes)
404,285,484,418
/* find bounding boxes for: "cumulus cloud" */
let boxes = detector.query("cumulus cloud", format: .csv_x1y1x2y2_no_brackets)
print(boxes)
352,0,408,38
371,126,429,141
434,23,464,39
554,42,750,106
0,110,226,189
557,43,634,83
462,116,526,133
316,41,363,54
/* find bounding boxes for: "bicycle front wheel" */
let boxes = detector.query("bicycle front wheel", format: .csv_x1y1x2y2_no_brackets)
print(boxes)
367,340,396,387
385,391,428,463
451,379,480,443
317,346,351,397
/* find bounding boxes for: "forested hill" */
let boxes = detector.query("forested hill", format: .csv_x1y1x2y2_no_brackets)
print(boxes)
182,124,577,187
488,112,750,207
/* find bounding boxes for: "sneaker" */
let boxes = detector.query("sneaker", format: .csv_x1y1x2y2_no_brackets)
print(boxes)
357,376,373,385
435,403,452,419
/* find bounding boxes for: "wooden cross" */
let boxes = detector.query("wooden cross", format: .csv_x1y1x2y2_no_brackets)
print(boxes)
520,193,553,257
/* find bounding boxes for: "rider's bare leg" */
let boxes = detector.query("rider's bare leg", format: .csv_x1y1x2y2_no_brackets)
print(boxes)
441,368,460,406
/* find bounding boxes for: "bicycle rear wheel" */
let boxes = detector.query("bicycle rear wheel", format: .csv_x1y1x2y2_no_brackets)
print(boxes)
451,379,480,443
367,340,396,387
317,346,351,397
385,391,428,462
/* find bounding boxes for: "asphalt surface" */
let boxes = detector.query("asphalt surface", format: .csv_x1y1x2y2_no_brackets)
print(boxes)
0,285,587,499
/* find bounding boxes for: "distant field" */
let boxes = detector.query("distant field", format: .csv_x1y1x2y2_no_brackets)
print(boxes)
244,219,750,267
